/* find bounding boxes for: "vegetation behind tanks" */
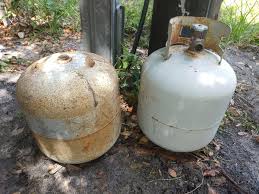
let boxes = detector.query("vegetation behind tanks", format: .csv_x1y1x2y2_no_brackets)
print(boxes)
6,0,259,107
10,0,80,35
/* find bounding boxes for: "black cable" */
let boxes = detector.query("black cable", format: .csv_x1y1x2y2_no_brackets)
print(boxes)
130,0,150,54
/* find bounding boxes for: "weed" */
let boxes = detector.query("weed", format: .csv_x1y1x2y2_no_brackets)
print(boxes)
10,0,80,36
0,60,8,72
240,112,259,132
220,0,259,45
115,48,143,107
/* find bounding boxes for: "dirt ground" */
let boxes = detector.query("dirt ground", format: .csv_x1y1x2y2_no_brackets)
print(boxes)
0,29,259,194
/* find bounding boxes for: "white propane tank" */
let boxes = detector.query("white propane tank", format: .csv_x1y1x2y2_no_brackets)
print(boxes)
138,17,237,152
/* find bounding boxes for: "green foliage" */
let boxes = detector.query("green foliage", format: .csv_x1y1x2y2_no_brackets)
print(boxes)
121,0,153,48
0,60,8,72
10,0,80,35
220,0,259,45
115,49,143,106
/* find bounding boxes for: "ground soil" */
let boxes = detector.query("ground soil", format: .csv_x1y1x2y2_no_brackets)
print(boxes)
0,30,258,194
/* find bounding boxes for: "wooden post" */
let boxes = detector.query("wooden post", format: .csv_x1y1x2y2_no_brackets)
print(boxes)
148,0,223,54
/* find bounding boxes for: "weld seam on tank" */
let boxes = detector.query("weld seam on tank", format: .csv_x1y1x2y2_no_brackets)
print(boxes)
152,117,222,132
30,109,121,141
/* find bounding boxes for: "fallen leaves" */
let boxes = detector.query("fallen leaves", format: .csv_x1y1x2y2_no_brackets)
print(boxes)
121,128,132,139
213,176,227,186
48,163,63,175
212,141,221,151
238,131,249,136
17,32,25,39
11,127,24,136
207,185,219,194
168,168,177,178
203,169,220,177
65,164,81,173
228,107,241,117
255,135,259,143
138,136,149,144
208,151,214,157
134,147,177,161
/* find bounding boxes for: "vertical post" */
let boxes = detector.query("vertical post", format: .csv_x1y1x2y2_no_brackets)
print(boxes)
148,0,223,55
80,0,124,64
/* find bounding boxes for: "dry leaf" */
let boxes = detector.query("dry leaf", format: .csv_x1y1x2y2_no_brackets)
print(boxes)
65,164,81,172
212,141,221,151
209,151,214,157
17,32,25,39
213,176,226,186
228,107,241,117
48,163,63,175
208,185,219,194
12,192,21,194
160,152,177,161
255,135,259,143
238,131,248,136
121,129,132,139
203,169,220,177
139,136,149,144
134,147,155,156
237,61,244,65
168,168,177,178
11,127,24,136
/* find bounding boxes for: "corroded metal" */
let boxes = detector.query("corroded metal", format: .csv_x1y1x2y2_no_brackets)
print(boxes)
16,52,121,164
188,24,208,52
164,16,231,62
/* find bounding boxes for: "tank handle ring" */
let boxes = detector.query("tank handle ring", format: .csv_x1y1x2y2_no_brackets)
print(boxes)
57,54,72,64
163,16,231,65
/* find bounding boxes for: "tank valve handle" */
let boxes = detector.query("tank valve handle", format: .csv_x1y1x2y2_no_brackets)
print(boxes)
188,24,208,52
163,16,231,64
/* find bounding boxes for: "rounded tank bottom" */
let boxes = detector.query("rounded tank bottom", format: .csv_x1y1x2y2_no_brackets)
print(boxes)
32,115,121,164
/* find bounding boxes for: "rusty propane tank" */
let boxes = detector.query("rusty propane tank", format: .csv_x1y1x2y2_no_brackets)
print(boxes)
16,52,121,164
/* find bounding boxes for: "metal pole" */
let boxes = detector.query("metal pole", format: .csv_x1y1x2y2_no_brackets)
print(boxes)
130,0,150,54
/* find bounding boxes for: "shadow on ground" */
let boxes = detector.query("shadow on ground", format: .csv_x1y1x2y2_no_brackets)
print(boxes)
0,39,258,193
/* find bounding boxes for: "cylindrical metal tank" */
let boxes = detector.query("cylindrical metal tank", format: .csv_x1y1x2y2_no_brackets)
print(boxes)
16,52,121,164
138,17,237,152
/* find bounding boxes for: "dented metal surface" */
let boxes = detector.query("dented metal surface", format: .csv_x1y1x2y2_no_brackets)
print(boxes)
16,52,121,164
164,16,231,61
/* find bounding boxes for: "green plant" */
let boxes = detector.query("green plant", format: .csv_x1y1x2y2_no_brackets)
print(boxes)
115,48,143,106
0,60,8,72
10,0,80,35
121,0,153,48
220,0,259,45
240,112,259,132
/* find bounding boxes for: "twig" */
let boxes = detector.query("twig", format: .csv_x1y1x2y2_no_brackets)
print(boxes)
184,167,204,194
146,177,182,184
220,169,249,194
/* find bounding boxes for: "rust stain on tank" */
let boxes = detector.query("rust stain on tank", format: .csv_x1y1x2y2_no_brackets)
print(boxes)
16,51,121,164
33,112,121,164
168,16,231,58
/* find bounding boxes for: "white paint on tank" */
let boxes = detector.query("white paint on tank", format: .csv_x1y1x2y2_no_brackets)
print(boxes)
137,45,237,152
